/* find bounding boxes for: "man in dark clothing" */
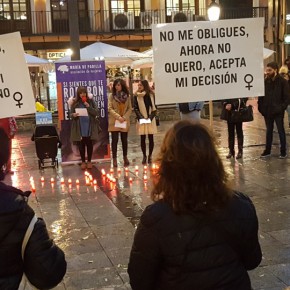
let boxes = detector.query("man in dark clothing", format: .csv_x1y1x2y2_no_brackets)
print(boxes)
0,128,67,289
258,61,290,158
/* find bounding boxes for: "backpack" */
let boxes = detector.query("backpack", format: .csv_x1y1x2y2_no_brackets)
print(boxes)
178,103,191,113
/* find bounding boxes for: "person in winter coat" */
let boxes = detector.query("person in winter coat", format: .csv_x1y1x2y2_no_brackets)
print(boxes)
133,80,158,165
70,86,100,169
221,98,248,159
0,117,17,173
128,120,262,290
258,61,290,158
108,78,132,167
279,64,290,128
0,128,67,289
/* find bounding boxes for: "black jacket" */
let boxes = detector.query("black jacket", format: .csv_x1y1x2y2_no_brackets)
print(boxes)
133,94,157,121
128,192,262,290
221,98,248,122
0,182,67,289
258,74,290,117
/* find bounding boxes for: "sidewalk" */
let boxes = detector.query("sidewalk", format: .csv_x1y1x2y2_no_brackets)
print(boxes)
4,100,290,290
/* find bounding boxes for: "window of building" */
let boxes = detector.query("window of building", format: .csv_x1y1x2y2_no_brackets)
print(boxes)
166,0,195,12
0,0,28,20
51,0,88,20
110,0,141,12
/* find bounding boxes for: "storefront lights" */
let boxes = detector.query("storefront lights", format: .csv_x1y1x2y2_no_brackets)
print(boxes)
207,0,220,21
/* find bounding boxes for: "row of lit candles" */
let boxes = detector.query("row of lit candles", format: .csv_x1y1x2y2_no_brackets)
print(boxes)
29,164,157,192
108,164,158,173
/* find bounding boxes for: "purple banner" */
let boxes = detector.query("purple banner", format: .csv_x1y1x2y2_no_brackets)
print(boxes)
55,60,110,162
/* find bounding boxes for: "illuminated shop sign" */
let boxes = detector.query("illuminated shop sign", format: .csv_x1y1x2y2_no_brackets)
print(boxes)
47,52,66,59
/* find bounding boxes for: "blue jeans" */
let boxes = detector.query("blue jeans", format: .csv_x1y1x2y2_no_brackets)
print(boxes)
264,114,286,154
180,110,201,121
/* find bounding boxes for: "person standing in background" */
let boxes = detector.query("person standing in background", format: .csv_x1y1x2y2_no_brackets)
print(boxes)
222,98,248,159
128,120,262,290
279,65,290,128
258,62,290,159
178,101,204,121
35,97,48,112
70,86,100,169
108,79,132,167
134,80,158,165
0,117,17,173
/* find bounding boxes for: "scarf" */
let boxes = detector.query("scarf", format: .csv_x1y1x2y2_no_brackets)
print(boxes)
113,91,128,104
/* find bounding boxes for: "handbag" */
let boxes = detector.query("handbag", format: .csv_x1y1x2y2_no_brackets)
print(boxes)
19,215,38,290
155,115,160,126
230,99,254,123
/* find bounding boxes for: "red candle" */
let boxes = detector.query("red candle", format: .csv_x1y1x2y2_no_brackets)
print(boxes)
40,177,44,182
76,179,80,185
50,177,54,183
60,177,65,184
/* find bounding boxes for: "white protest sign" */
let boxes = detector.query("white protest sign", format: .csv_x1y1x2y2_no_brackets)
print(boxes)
152,18,265,104
0,32,35,118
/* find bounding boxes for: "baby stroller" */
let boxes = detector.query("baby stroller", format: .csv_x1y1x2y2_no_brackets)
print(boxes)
31,124,62,169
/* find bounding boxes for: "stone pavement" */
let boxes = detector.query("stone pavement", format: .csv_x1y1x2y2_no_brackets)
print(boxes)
4,99,290,290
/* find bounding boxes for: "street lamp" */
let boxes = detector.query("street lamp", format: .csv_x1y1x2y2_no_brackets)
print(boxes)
207,0,220,127
207,0,220,21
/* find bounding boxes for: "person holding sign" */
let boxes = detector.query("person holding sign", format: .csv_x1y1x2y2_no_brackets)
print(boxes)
108,78,132,167
70,87,100,169
0,128,67,289
258,62,290,159
221,98,248,159
128,120,262,290
133,80,158,165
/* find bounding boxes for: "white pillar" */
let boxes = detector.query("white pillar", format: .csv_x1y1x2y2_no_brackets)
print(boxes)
145,0,151,9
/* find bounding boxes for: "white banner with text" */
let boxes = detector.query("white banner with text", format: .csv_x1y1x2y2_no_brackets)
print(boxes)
0,32,35,118
152,18,265,104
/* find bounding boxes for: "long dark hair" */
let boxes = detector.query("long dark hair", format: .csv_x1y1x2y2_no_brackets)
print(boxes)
140,80,152,95
112,78,129,96
73,86,88,103
152,120,232,214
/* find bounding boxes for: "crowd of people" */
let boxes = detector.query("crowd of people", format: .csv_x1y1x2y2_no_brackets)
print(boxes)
220,61,290,160
0,60,290,289
69,79,158,169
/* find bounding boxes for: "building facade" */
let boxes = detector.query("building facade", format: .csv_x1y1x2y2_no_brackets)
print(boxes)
0,0,271,59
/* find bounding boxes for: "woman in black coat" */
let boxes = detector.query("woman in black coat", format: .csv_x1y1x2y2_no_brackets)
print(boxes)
128,120,261,290
222,98,248,159
0,128,67,289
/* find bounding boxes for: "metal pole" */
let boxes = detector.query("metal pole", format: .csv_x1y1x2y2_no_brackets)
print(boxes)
46,86,51,111
68,0,80,61
209,100,213,128
195,0,199,15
